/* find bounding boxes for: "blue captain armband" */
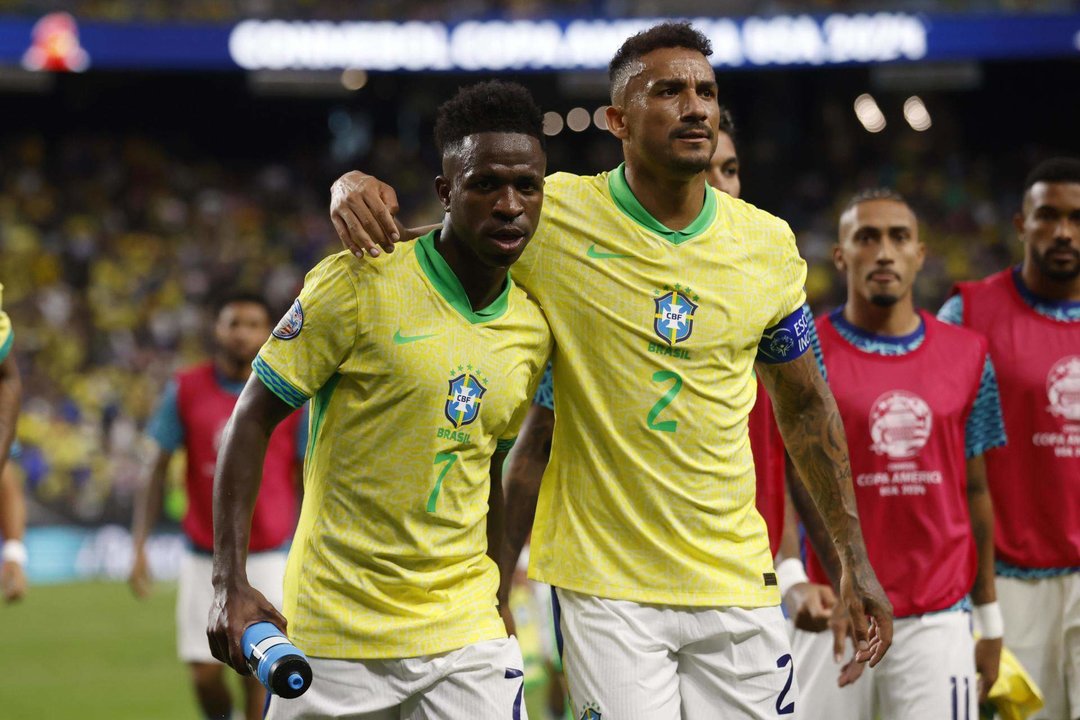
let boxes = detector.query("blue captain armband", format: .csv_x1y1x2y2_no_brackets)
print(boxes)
757,306,813,364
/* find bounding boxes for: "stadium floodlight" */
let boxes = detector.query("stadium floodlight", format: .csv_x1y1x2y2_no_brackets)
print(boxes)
542,111,564,136
340,68,368,91
567,107,591,132
854,93,887,133
593,106,610,131
903,95,932,131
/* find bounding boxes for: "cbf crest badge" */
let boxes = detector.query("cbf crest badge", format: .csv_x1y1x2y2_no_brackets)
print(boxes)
653,284,699,345
445,369,488,428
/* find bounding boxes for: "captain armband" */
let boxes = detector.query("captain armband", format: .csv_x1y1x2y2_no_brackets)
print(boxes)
756,306,812,364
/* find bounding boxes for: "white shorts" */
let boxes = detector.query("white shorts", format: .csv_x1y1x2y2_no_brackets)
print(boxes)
553,587,798,720
265,637,528,720
792,610,975,720
997,573,1080,720
177,547,287,663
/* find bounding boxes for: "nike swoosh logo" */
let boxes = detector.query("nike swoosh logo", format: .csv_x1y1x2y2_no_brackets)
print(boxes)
586,244,631,259
393,330,438,344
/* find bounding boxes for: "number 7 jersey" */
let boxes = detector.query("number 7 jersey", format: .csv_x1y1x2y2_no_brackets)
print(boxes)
513,167,807,607
254,234,551,659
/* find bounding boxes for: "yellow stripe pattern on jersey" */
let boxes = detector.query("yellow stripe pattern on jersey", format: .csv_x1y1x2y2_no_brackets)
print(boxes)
255,233,551,659
512,166,807,607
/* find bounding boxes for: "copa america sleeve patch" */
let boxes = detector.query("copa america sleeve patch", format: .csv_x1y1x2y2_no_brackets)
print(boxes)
272,299,304,340
756,306,812,364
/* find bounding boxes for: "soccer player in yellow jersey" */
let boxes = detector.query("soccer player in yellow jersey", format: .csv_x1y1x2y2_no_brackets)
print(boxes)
329,23,894,720
0,284,25,603
207,81,552,719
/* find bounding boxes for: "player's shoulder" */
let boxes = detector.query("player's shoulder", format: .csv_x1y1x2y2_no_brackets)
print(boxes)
955,268,1011,296
542,171,608,209
926,312,988,353
712,190,792,237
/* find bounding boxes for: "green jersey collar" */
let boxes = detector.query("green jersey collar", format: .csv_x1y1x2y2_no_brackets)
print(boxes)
415,229,512,323
607,163,717,244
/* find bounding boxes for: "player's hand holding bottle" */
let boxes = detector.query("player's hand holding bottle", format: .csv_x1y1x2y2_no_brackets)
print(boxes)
207,579,289,675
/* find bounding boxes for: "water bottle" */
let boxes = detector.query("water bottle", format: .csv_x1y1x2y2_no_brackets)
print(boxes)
242,622,313,699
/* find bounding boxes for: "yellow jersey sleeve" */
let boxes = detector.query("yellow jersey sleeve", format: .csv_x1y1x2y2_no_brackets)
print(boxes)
254,254,360,407
764,219,808,328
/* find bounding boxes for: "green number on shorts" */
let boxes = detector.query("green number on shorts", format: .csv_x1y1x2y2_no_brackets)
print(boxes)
647,370,683,433
428,452,458,512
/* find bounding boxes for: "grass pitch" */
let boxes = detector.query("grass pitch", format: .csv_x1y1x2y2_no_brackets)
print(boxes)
0,581,223,719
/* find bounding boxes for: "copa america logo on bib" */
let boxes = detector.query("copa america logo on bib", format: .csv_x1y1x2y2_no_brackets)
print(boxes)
1047,355,1080,422
445,372,487,428
272,299,304,340
653,286,699,345
869,390,933,459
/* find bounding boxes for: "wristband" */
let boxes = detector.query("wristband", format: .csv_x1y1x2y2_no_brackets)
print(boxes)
776,557,810,598
1,539,27,566
973,601,1004,640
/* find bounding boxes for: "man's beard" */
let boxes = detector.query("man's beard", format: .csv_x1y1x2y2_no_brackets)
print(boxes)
1032,246,1080,282
869,293,900,307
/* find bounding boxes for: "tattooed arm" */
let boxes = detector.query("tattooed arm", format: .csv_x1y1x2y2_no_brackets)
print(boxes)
757,352,893,667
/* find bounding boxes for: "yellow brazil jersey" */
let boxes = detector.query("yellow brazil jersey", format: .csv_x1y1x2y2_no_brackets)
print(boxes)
254,232,551,659
0,284,12,363
512,165,807,607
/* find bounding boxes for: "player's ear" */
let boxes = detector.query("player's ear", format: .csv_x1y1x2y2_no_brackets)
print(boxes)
832,244,846,272
435,176,451,213
1012,210,1026,241
606,105,629,140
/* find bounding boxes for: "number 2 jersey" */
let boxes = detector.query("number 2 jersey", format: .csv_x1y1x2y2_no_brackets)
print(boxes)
513,166,809,607
254,232,551,659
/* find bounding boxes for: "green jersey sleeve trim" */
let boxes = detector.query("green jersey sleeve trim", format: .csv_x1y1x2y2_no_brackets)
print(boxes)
0,327,13,364
415,230,513,323
496,437,517,453
606,163,717,244
253,355,309,408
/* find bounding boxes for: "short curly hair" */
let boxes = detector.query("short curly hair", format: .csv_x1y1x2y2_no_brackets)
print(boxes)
1024,157,1080,191
609,22,713,103
434,80,544,156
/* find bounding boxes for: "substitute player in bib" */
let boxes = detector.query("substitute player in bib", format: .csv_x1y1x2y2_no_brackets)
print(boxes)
0,284,25,603
790,190,1005,719
207,81,552,719
328,23,893,720
939,157,1080,720
129,293,305,720
503,105,836,639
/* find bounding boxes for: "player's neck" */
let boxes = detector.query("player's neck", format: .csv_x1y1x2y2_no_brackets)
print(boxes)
622,160,707,232
435,227,508,312
1021,260,1080,302
843,296,920,337
214,355,251,383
